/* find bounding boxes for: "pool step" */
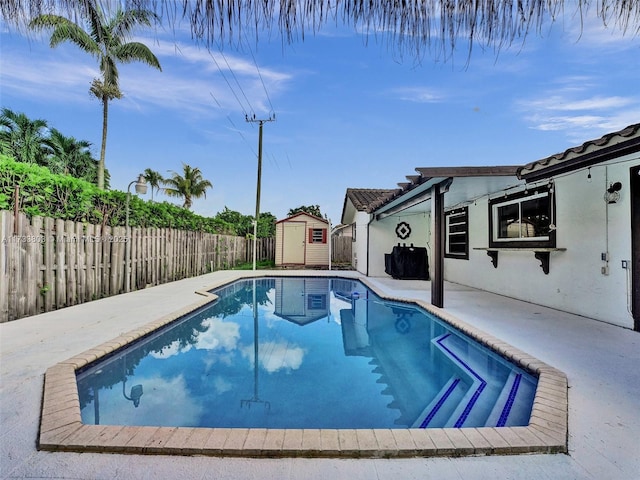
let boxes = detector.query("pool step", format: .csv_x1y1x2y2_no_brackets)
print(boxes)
485,371,538,427
412,376,468,428
443,379,488,428
485,371,521,427
430,332,535,428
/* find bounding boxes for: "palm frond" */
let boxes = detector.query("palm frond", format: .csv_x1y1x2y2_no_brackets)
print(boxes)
111,8,158,38
5,1,640,59
113,42,162,69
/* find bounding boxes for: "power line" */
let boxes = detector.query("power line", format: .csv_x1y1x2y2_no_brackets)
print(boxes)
268,152,280,171
207,48,252,119
243,31,275,115
216,43,257,117
209,92,257,157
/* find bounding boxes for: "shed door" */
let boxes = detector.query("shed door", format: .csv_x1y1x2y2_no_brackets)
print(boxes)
283,222,305,264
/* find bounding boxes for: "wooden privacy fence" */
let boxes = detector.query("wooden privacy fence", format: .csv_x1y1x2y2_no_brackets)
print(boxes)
331,236,352,264
0,210,275,322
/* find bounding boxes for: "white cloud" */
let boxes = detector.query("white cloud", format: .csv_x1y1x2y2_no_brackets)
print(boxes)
0,32,293,121
121,36,292,117
561,7,640,48
0,48,98,104
390,86,444,103
516,75,639,141
82,374,204,427
241,339,306,373
527,114,607,132
526,95,634,112
212,376,234,394
195,317,241,351
149,340,191,359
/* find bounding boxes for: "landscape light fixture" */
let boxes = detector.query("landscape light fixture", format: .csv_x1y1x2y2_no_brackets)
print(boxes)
125,174,147,292
122,380,144,408
126,174,148,229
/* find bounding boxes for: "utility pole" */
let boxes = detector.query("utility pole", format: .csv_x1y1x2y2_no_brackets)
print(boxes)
246,113,275,271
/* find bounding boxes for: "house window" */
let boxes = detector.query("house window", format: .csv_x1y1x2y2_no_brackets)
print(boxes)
307,294,327,310
489,187,555,248
309,228,327,244
445,207,469,259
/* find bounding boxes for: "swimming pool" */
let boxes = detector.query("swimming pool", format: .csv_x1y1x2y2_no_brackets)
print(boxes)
76,277,537,430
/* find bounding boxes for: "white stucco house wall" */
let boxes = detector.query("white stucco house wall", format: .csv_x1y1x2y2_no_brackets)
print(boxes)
341,123,640,331
341,189,397,275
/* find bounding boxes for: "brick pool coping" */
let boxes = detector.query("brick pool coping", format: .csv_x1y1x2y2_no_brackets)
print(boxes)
38,273,568,458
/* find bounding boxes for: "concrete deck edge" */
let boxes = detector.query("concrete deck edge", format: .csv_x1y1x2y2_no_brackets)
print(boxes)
38,271,568,458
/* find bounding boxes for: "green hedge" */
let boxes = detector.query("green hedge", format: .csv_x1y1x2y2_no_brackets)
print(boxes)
0,155,234,234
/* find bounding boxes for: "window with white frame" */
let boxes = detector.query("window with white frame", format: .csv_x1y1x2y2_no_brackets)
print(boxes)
445,207,469,259
489,187,555,248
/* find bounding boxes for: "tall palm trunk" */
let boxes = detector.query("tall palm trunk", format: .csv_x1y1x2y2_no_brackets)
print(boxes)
98,95,108,190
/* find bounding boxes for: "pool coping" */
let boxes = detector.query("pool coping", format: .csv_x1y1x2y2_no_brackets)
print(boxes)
38,273,568,458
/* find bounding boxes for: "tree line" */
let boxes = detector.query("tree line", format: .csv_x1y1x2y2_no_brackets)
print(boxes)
0,107,215,212
0,155,276,237
0,108,327,237
0,107,106,186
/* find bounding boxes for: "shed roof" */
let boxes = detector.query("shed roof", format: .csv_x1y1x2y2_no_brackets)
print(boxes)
276,211,328,225
517,123,640,182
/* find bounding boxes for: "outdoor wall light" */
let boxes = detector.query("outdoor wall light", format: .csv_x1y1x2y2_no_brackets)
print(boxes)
605,181,622,204
607,181,622,193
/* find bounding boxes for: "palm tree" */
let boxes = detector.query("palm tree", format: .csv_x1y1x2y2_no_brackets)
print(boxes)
29,1,162,190
143,168,164,202
163,163,213,210
0,107,49,165
45,128,98,181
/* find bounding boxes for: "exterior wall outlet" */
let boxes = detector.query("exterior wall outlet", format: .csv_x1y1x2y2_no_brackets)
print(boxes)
601,265,610,275
622,260,629,269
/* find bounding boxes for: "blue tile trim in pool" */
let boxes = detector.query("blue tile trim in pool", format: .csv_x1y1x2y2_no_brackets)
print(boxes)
497,373,522,427
454,382,487,427
435,333,488,428
419,378,461,428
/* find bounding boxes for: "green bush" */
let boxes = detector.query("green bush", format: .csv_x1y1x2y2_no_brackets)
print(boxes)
0,155,271,235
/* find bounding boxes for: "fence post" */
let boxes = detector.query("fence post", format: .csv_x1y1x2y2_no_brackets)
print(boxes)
0,211,11,322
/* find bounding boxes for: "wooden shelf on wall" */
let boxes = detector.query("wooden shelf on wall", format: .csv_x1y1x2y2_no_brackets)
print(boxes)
473,247,567,274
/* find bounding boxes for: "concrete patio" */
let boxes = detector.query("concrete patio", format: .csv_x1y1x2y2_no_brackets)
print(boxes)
1,270,638,479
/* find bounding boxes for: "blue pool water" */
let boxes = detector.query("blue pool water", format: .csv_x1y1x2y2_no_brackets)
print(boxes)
77,277,537,429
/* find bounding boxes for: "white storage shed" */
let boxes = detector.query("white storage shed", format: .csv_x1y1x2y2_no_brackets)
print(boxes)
275,212,330,268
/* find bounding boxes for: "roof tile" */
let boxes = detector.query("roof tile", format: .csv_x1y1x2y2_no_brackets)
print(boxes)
346,188,399,213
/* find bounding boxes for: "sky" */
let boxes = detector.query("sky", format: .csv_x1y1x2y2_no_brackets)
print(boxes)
1,7,639,225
